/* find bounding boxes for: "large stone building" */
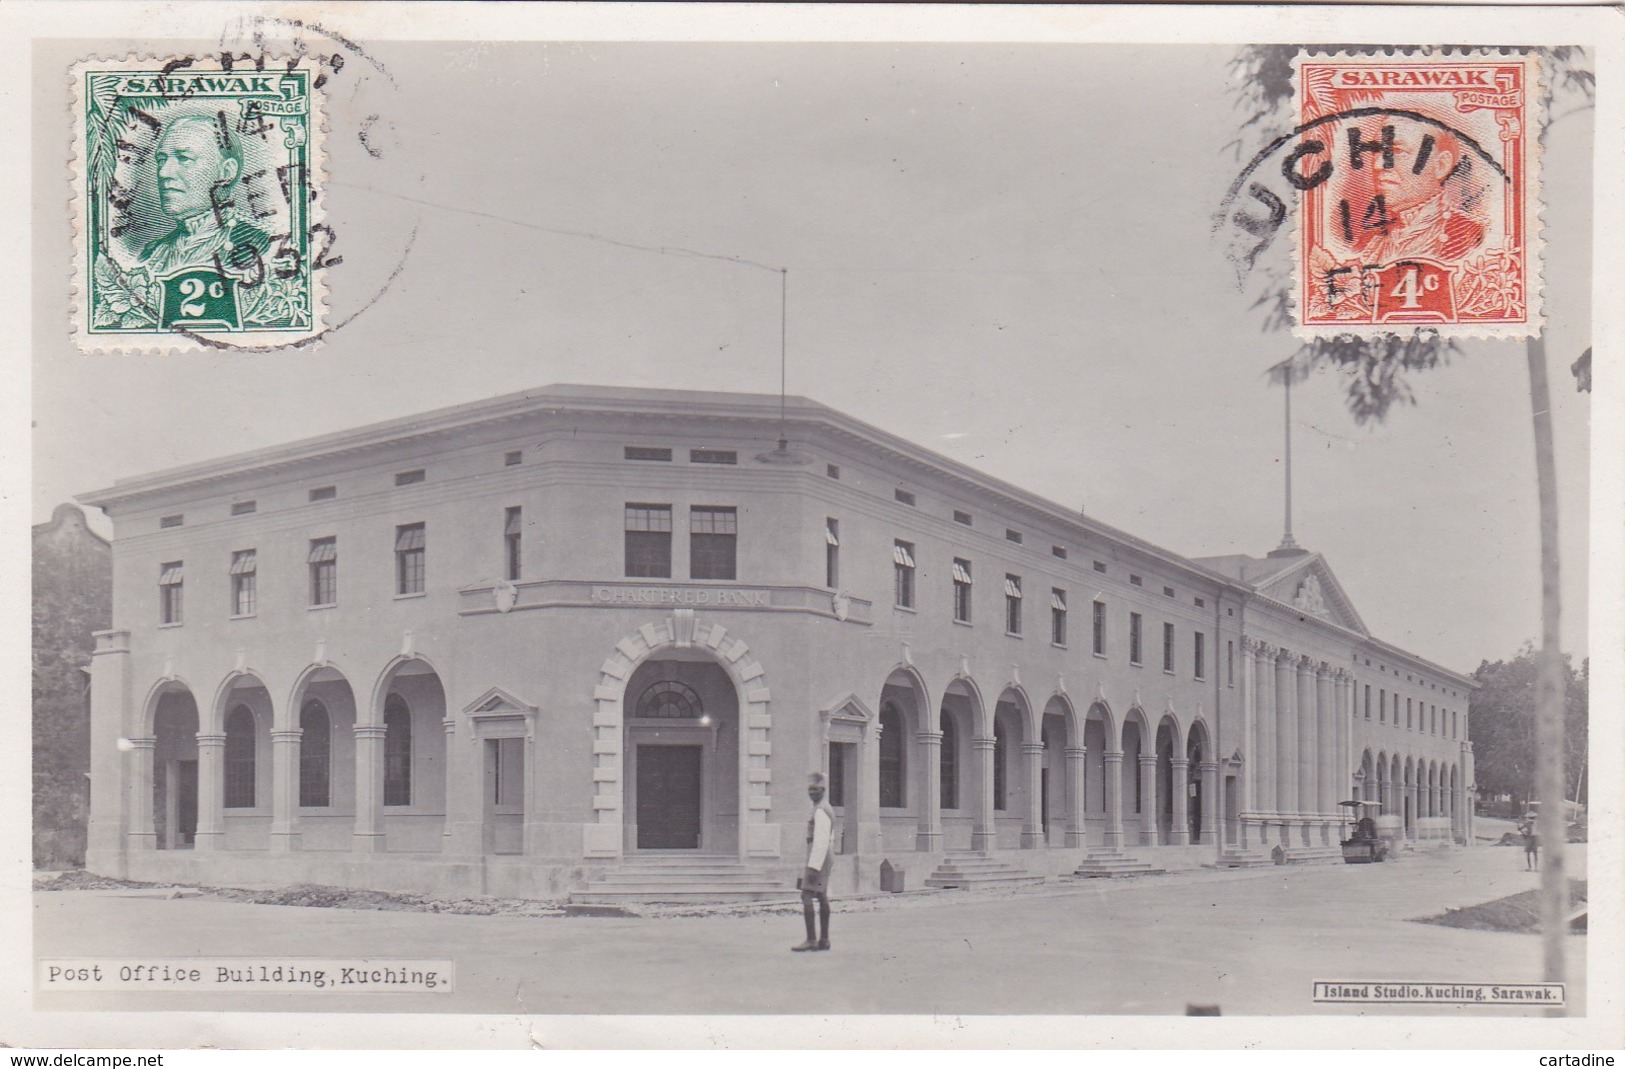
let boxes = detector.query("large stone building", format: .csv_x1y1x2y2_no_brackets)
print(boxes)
79,385,1474,898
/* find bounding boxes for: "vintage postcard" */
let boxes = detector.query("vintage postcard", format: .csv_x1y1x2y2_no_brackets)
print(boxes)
5,1,1621,1057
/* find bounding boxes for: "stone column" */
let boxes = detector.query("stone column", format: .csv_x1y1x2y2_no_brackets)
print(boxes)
1239,639,1257,813
126,737,157,851
1275,650,1297,819
353,723,387,853
1316,666,1335,818
971,735,998,852
1296,656,1317,821
1169,755,1192,845
1255,643,1276,816
1138,754,1158,846
1103,751,1125,849
915,729,943,852
1020,741,1045,848
193,733,226,851
87,630,133,873
269,727,303,852
1065,746,1088,847
855,720,882,857
1199,760,1219,846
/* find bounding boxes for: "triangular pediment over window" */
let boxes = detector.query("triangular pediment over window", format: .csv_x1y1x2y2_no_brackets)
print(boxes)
1195,551,1368,635
463,686,538,717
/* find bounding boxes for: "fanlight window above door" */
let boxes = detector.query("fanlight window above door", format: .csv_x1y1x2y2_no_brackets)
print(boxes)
635,680,704,720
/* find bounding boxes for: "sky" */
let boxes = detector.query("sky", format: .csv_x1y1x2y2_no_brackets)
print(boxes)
30,37,1594,675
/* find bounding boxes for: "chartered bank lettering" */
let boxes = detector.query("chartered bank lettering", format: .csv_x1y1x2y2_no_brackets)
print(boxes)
592,586,771,607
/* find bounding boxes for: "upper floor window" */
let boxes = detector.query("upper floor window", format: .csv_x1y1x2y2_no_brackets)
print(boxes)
505,507,523,581
1194,631,1206,680
308,537,338,607
1093,561,1107,574
1129,574,1143,587
825,518,840,589
1051,588,1067,646
395,523,426,595
951,558,973,623
893,540,916,608
229,550,256,616
1365,685,1372,719
1163,585,1175,598
1092,599,1106,655
395,469,426,486
1227,640,1235,686
1379,689,1386,723
895,488,916,507
231,500,257,516
308,485,337,502
690,506,737,580
625,503,672,578
1051,545,1067,560
826,463,841,480
504,450,523,467
159,514,184,529
1162,622,1175,672
158,561,184,624
953,510,973,526
690,448,737,465
1005,529,1023,545
1004,574,1023,635
1406,698,1413,731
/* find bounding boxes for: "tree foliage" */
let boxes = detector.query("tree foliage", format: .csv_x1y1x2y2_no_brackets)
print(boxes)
1469,644,1589,811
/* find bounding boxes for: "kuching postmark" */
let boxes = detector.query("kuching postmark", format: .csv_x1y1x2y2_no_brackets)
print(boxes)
1290,52,1541,338
72,58,328,351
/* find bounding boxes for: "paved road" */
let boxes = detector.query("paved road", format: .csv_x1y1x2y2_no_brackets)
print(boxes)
33,843,1584,1017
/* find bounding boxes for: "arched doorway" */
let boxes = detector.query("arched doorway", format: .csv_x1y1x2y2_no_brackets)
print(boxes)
623,656,740,853
213,673,273,851
992,691,1029,850
1084,702,1113,847
1187,721,1210,844
370,658,448,853
878,667,927,853
939,678,980,850
287,666,358,851
1122,709,1150,845
1155,716,1179,844
1040,695,1075,847
149,684,198,850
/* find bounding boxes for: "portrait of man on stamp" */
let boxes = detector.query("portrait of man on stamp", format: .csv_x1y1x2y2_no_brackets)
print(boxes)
137,114,271,279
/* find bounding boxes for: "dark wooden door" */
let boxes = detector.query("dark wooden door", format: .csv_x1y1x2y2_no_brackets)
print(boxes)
636,745,703,849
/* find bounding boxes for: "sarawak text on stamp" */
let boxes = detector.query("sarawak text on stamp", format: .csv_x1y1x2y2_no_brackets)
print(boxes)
1291,52,1541,338
72,59,327,351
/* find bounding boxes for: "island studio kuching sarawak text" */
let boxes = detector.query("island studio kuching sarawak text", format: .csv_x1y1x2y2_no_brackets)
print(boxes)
77,384,1475,902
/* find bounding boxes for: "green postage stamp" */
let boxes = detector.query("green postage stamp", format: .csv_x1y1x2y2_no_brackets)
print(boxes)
72,58,327,351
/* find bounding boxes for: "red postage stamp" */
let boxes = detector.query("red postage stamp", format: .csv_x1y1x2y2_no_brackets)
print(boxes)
1292,52,1541,338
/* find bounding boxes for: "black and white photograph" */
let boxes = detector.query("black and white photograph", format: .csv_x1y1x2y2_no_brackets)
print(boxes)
6,1,1621,1053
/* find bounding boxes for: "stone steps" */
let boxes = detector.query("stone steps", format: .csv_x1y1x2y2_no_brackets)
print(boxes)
923,853,1044,890
1069,849,1166,878
569,855,794,905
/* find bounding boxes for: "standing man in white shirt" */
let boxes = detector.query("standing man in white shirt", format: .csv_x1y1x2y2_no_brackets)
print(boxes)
792,771,836,952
